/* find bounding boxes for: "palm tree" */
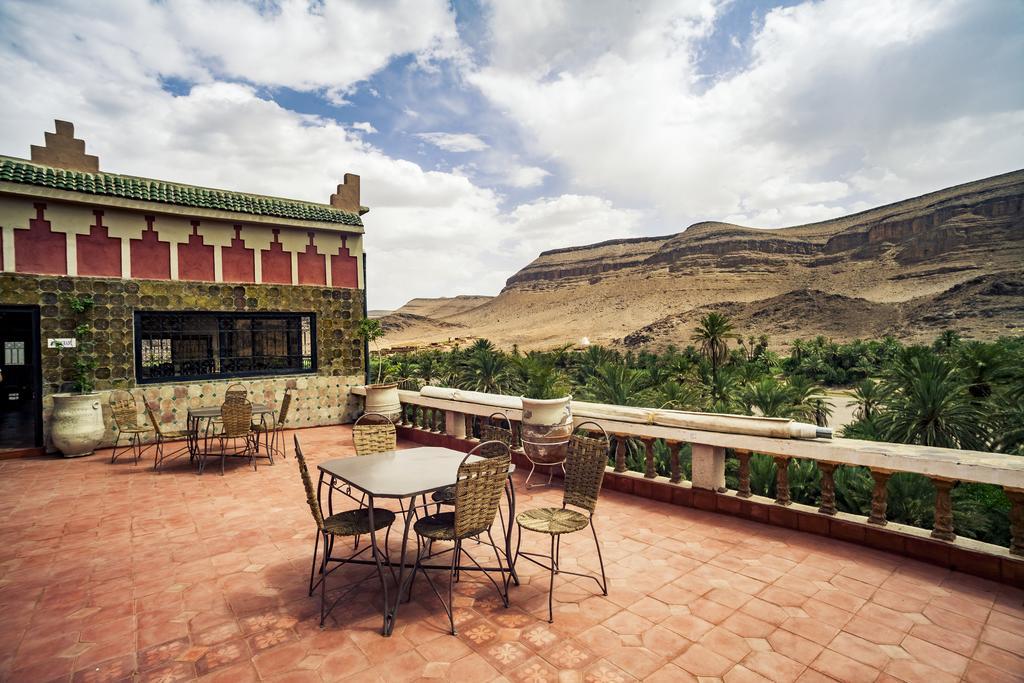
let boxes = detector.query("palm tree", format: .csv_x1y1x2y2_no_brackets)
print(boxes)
470,338,496,354
459,348,510,393
787,376,832,425
692,313,737,381
877,352,987,450
742,378,799,418
582,363,650,406
848,378,884,421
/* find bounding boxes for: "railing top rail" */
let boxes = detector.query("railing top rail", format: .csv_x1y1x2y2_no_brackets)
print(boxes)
351,386,1024,489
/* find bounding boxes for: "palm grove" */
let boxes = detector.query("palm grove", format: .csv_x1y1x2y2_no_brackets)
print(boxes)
371,313,1024,548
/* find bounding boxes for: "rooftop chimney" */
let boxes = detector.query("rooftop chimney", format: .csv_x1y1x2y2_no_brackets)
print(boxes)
30,120,99,172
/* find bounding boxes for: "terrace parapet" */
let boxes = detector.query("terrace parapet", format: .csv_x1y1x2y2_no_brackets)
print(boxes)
352,386,1024,587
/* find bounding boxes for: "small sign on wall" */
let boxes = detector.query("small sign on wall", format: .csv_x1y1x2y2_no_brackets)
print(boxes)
47,338,77,348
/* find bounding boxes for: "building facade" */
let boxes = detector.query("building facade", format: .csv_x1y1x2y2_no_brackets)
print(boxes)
0,121,368,453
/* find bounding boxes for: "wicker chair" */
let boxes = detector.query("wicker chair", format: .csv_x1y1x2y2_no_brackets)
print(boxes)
144,403,196,472
410,441,512,635
224,383,248,403
109,390,152,464
432,412,513,509
293,436,396,627
251,391,292,462
352,412,397,455
203,398,255,475
514,422,610,622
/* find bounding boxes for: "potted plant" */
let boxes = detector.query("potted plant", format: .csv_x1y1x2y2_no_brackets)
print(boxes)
50,294,104,457
517,354,573,487
357,317,400,421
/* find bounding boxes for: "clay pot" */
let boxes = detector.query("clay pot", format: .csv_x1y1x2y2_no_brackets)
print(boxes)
51,392,105,457
520,395,573,465
364,382,402,422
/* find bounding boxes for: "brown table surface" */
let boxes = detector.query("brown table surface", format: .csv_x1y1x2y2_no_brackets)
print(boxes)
318,446,513,499
187,404,273,418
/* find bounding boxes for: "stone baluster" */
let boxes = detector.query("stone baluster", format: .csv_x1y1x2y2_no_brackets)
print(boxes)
1005,487,1023,556
445,410,467,439
464,413,474,439
614,436,627,473
668,441,683,484
691,443,726,492
817,462,838,515
433,408,443,433
868,469,891,525
773,456,791,506
930,478,956,541
736,449,752,498
643,438,657,479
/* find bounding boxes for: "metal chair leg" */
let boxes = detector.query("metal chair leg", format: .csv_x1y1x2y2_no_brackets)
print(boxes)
319,531,329,627
592,521,608,595
110,433,123,463
308,531,321,596
548,534,557,623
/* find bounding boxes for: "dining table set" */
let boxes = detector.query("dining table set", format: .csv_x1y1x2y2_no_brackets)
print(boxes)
293,412,613,638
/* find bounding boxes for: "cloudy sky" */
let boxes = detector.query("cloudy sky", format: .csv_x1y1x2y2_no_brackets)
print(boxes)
1,0,1022,309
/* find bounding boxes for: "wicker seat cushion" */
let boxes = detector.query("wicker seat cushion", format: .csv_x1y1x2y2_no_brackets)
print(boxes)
119,426,151,434
413,512,457,541
516,507,589,535
323,508,396,536
161,429,195,440
431,486,456,505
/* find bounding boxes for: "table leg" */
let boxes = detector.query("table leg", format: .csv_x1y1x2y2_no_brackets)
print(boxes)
383,500,417,636
505,477,520,586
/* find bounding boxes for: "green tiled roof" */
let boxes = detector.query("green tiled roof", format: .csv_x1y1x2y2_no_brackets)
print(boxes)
0,157,362,227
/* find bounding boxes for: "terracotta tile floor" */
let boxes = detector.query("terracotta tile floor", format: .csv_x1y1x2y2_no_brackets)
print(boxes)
1,425,1023,683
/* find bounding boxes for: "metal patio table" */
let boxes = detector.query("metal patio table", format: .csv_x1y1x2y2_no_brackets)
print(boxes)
186,403,274,459
317,446,519,636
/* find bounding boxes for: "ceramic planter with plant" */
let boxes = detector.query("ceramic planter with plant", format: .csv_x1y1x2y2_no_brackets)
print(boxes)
357,317,400,421
517,354,573,488
50,294,104,457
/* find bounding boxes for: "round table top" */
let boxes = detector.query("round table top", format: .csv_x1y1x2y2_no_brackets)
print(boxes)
188,403,273,418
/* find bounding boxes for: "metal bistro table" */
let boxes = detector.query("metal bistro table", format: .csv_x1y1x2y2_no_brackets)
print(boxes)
317,446,519,636
186,403,275,460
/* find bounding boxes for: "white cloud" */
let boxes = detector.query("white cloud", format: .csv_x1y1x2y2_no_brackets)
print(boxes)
415,132,490,153
469,0,1024,227
351,121,377,134
0,0,638,309
504,165,550,188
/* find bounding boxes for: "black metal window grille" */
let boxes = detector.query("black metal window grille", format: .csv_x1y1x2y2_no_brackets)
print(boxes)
134,312,316,383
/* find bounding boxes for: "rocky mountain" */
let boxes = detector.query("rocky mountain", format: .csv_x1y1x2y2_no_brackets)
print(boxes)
380,170,1024,351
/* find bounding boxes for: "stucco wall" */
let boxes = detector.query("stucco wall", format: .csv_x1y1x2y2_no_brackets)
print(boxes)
0,272,366,450
0,197,364,288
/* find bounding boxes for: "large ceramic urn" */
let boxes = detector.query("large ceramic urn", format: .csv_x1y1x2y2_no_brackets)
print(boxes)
364,382,402,422
520,395,573,465
51,392,105,457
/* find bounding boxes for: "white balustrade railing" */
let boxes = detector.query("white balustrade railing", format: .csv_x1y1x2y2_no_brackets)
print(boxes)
351,386,1024,558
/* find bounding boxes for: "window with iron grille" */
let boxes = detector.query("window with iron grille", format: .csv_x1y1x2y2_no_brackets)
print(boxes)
134,312,316,383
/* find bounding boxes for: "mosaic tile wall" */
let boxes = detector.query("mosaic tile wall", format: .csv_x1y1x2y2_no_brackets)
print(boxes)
0,273,366,449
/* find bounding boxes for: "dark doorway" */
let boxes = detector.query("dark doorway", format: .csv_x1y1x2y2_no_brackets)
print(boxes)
0,307,42,452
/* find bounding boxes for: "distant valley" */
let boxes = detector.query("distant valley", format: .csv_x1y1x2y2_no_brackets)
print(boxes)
379,170,1024,351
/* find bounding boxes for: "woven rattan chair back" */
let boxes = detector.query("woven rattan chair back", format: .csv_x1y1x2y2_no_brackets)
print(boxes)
144,403,165,437
224,383,248,404
453,441,511,538
478,412,513,457
292,437,324,530
109,391,142,430
563,421,610,514
353,412,396,456
221,399,253,438
276,391,293,426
